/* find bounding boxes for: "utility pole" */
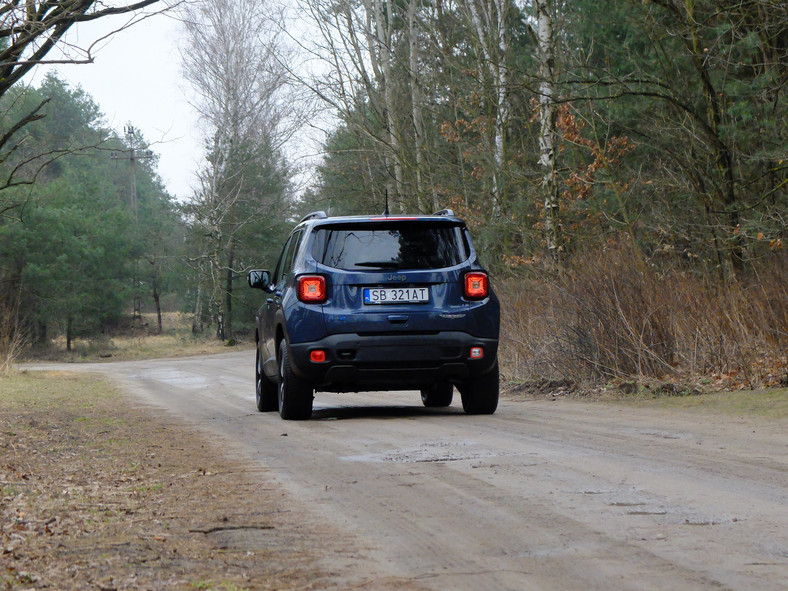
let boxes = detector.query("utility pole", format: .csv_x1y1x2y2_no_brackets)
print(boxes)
110,124,154,222
110,124,154,320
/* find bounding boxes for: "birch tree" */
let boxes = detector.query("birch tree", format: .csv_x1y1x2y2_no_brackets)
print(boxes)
370,0,406,208
181,0,294,341
534,0,560,258
297,0,431,211
407,0,433,211
462,0,511,217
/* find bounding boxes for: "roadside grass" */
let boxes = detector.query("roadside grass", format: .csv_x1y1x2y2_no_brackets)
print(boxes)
606,386,788,419
504,377,788,419
0,371,338,590
22,312,252,364
0,369,118,408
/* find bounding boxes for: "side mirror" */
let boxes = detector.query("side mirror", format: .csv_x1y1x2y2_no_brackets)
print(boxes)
247,269,274,292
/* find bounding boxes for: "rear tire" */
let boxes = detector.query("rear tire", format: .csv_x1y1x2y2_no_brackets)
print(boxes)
277,340,313,420
421,383,454,407
459,361,499,415
255,345,278,412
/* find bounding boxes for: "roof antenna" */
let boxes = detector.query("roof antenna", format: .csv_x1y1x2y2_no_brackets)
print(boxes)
384,187,390,216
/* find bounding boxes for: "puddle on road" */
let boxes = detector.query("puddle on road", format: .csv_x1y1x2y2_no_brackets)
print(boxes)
341,439,517,464
638,430,694,440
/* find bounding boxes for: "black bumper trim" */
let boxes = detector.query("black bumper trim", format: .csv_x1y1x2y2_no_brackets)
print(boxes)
289,332,498,390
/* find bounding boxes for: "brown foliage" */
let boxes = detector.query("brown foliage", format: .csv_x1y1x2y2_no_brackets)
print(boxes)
0,297,27,375
0,373,348,590
500,239,787,389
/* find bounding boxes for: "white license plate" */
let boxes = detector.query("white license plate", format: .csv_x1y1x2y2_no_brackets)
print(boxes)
363,287,429,304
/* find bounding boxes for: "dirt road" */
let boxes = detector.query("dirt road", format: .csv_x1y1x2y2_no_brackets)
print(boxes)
34,351,788,590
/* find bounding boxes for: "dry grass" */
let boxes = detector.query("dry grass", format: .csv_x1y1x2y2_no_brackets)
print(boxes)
499,240,787,392
0,371,356,590
0,298,27,375
604,386,788,419
22,313,251,364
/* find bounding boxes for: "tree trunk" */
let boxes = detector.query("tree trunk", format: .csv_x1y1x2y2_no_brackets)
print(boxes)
684,1,743,275
408,0,430,212
209,156,224,341
493,0,509,216
152,283,162,335
371,0,405,211
536,0,561,261
216,305,225,341
66,317,73,352
466,0,508,217
224,238,236,344
192,274,204,334
211,235,224,341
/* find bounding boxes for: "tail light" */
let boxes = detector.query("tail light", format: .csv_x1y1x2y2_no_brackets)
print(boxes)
464,272,489,300
298,275,326,303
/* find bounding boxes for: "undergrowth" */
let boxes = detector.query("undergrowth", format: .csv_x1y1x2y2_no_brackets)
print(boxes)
499,240,787,391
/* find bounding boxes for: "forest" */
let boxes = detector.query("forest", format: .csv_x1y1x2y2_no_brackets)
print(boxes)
1,0,786,389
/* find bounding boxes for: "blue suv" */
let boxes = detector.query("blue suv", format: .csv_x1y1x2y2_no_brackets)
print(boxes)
248,210,500,420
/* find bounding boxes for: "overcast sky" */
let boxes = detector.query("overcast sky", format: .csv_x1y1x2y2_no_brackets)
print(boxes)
34,8,204,200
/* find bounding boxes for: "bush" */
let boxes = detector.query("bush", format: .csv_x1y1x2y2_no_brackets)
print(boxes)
500,241,787,389
0,297,28,374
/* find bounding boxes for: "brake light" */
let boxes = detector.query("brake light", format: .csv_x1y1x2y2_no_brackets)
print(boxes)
298,275,326,303
464,272,488,299
370,216,420,221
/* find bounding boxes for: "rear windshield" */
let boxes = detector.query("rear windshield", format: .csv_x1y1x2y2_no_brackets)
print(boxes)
312,222,468,271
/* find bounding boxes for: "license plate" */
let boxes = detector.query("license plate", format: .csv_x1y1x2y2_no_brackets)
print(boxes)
363,287,429,304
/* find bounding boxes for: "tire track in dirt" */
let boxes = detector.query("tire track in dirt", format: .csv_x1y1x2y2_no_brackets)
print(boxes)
26,352,788,590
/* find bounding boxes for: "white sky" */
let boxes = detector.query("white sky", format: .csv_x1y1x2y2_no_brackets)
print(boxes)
34,8,204,200
28,2,332,201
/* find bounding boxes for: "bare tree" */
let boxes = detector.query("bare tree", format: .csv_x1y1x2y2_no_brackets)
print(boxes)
0,0,164,97
0,290,26,373
293,0,422,211
534,0,560,259
0,0,182,215
370,0,406,208
0,0,168,162
462,0,511,217
407,0,436,211
180,0,298,341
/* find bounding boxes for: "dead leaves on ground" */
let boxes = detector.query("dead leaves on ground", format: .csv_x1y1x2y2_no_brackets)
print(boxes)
1,378,331,590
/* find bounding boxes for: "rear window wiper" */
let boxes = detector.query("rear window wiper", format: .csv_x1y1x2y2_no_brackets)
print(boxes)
353,261,401,269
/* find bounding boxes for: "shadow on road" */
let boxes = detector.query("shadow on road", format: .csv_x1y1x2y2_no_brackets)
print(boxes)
310,404,464,421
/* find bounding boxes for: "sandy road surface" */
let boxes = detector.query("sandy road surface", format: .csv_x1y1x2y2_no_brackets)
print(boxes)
30,351,788,590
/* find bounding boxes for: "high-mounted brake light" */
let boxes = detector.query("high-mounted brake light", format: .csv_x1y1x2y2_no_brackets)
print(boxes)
464,272,489,299
298,275,326,303
370,216,421,221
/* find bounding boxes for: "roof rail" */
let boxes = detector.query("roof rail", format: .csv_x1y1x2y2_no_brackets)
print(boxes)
433,208,455,217
299,211,328,223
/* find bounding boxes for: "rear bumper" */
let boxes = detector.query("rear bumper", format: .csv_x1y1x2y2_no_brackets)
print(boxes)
289,332,498,391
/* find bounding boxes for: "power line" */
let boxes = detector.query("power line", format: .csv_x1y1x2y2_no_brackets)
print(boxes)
110,124,154,223
110,124,154,320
